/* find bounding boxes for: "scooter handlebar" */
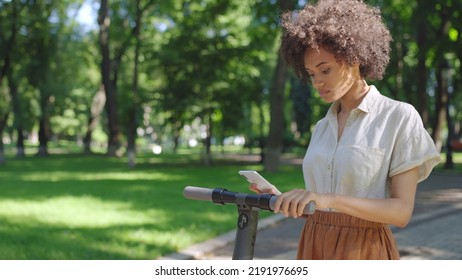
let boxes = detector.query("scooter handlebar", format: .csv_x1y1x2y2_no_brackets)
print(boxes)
184,186,316,215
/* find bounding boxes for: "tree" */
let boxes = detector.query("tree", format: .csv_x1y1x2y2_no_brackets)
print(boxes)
413,1,431,126
376,0,461,150
98,0,121,156
263,0,297,172
0,86,9,164
429,1,452,151
158,0,279,164
83,85,106,153
124,0,159,167
23,0,57,156
0,0,19,163
7,69,24,157
0,0,18,86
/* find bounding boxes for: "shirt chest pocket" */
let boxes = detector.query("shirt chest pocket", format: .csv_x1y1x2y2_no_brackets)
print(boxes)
335,145,385,194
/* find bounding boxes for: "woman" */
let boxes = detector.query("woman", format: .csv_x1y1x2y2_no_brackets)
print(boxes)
250,0,441,259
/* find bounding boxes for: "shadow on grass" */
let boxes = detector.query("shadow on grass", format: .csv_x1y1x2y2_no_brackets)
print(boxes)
0,216,179,259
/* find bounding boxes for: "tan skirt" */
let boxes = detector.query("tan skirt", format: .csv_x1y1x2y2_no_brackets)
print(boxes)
297,211,400,260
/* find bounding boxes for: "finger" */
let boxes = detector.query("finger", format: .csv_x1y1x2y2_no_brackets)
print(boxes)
273,192,289,213
277,190,304,217
297,193,314,216
287,190,308,218
289,193,306,218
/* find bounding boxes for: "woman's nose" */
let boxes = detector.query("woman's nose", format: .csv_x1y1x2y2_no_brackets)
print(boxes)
312,78,325,88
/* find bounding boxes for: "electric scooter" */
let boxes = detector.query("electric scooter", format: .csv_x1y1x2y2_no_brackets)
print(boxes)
183,186,316,260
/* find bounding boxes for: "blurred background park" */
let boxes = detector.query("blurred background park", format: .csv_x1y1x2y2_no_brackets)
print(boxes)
0,0,461,259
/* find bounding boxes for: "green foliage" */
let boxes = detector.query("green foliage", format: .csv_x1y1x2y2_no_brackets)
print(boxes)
156,0,282,145
1,0,462,157
368,0,462,136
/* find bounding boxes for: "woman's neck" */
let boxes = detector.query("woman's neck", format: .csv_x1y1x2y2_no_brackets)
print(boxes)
338,79,370,114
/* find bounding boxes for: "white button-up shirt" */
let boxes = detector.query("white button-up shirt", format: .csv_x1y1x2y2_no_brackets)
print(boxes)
302,85,441,201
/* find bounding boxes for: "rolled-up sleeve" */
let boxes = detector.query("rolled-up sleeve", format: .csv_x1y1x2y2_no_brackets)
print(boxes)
389,107,441,181
389,129,441,182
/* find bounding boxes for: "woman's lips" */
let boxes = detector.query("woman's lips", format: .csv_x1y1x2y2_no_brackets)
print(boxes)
319,90,329,96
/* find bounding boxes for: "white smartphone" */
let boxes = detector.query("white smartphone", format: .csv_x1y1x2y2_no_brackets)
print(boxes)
239,170,274,192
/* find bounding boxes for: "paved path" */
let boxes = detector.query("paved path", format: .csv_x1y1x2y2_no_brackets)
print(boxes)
161,173,462,260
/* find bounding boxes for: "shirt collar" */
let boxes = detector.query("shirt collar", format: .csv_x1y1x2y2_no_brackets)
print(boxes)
357,85,380,114
327,84,380,117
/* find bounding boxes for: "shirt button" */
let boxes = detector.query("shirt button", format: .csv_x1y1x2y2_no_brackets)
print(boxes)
346,121,351,126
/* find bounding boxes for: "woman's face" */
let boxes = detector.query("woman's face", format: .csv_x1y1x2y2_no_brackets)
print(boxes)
304,47,360,103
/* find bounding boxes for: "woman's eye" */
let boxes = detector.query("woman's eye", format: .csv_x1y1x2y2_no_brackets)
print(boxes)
321,69,330,74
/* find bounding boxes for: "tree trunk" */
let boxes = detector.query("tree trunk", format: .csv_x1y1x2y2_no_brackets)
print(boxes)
416,23,428,126
291,77,312,140
0,0,17,87
83,85,106,153
414,2,430,126
16,127,25,158
431,65,447,152
126,114,136,167
127,0,142,168
203,112,213,166
392,41,404,100
172,120,181,154
263,0,296,172
37,91,50,157
264,50,288,172
0,112,9,165
456,33,462,140
8,69,24,157
431,6,451,150
98,0,121,157
257,100,266,163
0,0,17,164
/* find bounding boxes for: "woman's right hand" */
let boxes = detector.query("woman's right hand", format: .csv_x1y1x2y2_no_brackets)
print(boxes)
274,189,332,218
249,183,282,195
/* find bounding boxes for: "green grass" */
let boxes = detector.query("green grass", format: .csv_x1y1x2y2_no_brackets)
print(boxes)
1,147,460,260
0,151,304,260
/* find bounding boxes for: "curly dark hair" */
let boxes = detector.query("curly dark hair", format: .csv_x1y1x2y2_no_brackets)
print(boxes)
280,0,392,82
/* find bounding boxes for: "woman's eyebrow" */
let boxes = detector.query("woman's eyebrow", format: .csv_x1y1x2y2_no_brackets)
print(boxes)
315,61,328,68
